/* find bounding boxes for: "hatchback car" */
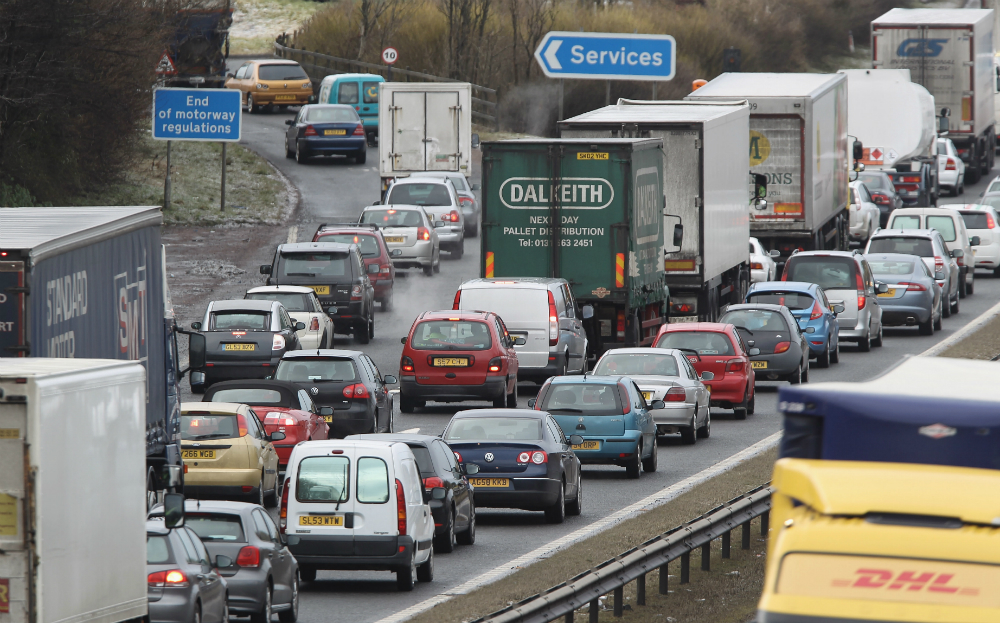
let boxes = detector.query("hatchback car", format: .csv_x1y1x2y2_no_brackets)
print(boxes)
652,323,756,419
887,206,976,297
274,350,396,437
203,380,332,467
313,223,396,311
443,409,583,523
719,304,810,384
750,237,778,283
849,181,881,243
261,241,375,344
226,59,312,113
410,171,481,237
865,229,960,318
856,170,903,227
937,137,967,196
957,205,1000,275
149,501,299,623
591,348,712,441
531,376,661,479
781,251,885,351
348,433,476,552
245,285,334,349
399,310,522,412
181,403,284,506
147,520,229,623
865,253,943,335
359,206,441,275
744,282,842,367
189,300,303,392
383,178,465,258
284,104,367,164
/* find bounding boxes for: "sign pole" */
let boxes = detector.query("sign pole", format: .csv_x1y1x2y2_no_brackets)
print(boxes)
606,80,611,106
559,79,564,121
652,82,657,100
164,140,172,210
221,142,227,211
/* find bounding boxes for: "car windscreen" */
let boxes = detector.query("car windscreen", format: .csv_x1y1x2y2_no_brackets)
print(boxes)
317,233,380,257
539,383,623,415
593,353,679,377
210,311,270,330
386,183,452,207
245,292,311,312
867,260,915,275
360,209,423,227
457,288,548,324
305,107,358,123
867,237,934,257
857,173,888,190
296,456,349,503
961,212,991,230
259,64,308,80
783,256,857,290
181,413,241,440
410,320,492,350
850,188,860,204
147,535,172,564
719,310,789,334
926,215,957,241
655,331,735,355
746,291,815,311
184,513,247,542
445,417,543,440
936,140,948,155
275,358,358,382
279,252,350,278
209,388,288,407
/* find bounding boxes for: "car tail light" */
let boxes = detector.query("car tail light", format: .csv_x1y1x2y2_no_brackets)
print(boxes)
774,341,791,354
518,452,531,463
309,317,319,331
237,413,248,437
809,301,823,320
856,272,865,310
487,357,502,373
353,124,365,136
458,196,474,206
236,546,261,568
751,261,763,270
871,193,890,205
444,210,460,222
989,213,997,229
665,387,686,402
935,256,945,274
453,290,462,310
279,477,289,532
401,356,414,373
423,476,444,489
264,413,296,426
726,360,745,373
531,451,548,464
902,176,921,183
351,284,363,300
148,570,189,587
616,312,626,340
453,451,462,462
418,227,431,241
858,294,866,310
272,334,286,351
548,291,559,346
781,266,789,281
304,125,317,137
396,479,407,536
343,383,371,399
899,281,927,292
945,158,956,171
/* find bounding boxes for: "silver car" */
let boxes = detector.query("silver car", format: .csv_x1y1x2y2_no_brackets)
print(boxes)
147,520,229,623
592,348,711,444
864,253,942,335
360,205,440,276
865,229,960,318
383,177,466,258
410,171,480,237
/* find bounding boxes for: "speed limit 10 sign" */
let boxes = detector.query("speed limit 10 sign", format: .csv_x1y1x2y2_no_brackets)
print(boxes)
382,47,399,65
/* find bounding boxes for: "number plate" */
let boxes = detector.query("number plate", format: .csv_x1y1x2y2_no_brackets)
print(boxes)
641,391,652,401
224,343,255,351
182,449,216,459
572,440,601,451
299,515,344,526
308,285,330,295
470,478,510,488
751,361,768,369
705,385,712,392
384,236,404,243
433,357,469,367
323,415,333,423
275,95,296,101
323,129,347,136
877,288,896,297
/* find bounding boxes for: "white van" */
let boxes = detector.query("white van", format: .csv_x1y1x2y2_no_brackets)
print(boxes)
281,440,441,591
454,278,589,381
887,206,977,297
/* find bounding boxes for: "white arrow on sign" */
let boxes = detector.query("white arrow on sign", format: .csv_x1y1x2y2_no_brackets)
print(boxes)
544,39,562,70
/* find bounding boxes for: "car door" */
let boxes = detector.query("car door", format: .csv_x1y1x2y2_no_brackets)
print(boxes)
362,355,389,429
255,508,295,604
248,408,278,492
297,389,320,439
180,527,227,620
859,258,882,332
815,288,838,348
545,416,579,496
282,306,301,350
495,316,519,381
311,292,334,340
628,381,655,456
434,439,472,529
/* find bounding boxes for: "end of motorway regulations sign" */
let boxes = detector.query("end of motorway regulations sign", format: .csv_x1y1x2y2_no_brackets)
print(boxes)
153,88,242,142
534,31,676,81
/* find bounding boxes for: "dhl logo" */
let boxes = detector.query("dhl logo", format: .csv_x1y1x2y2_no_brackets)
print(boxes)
834,569,978,596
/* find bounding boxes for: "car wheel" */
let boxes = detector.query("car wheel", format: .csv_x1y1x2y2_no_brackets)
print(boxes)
249,584,271,623
625,443,642,479
680,418,697,445
295,141,308,164
943,291,953,318
299,567,316,583
934,300,943,330
433,259,440,273
816,340,831,368
697,411,711,439
967,273,975,296
505,379,518,408
278,575,299,622
788,364,802,384
858,330,872,353
355,148,367,165
423,264,434,276
919,312,934,335
380,291,394,312
959,270,968,298
951,292,960,315
193,605,201,623
872,324,884,348
248,93,257,113
734,392,748,420
545,482,566,523
250,475,265,506
285,138,294,159
452,242,464,259
457,503,476,545
400,395,416,413
830,338,840,364
435,509,457,553
642,436,659,471
801,362,809,383
354,322,370,345
958,180,965,196
417,547,434,582
222,598,229,623
264,473,279,508
747,392,755,415
396,553,416,591
566,476,583,516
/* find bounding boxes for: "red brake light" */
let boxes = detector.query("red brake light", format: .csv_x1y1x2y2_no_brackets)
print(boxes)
237,413,248,437
774,341,791,354
899,281,927,292
531,451,548,464
856,272,866,310
148,570,190,587
518,452,530,463
351,284,363,300
396,479,407,536
618,382,630,414
487,357,502,373
548,291,559,346
809,301,823,320
353,123,365,136
304,125,317,137
401,356,414,373
726,360,745,373
945,158,956,171
236,546,261,568
781,266,789,281
988,214,996,229
447,210,460,222
343,383,371,399
453,290,462,310
279,477,289,532
902,176,921,183
665,387,686,402
423,476,444,489
418,227,431,241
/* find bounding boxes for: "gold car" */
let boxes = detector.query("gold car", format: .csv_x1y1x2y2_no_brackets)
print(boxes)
225,59,312,113
180,402,282,506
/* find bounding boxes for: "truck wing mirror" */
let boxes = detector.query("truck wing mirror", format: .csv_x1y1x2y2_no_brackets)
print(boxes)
853,139,864,162
260,264,272,275
581,304,594,319
471,133,480,149
163,493,185,528
188,333,207,369
673,223,684,247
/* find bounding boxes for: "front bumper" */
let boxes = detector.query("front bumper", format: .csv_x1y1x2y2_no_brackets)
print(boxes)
286,534,420,571
300,136,367,156
472,476,562,510
517,351,568,381
326,401,375,437
400,377,506,402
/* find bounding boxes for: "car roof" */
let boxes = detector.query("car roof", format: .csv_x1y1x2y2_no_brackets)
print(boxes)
203,379,306,400
246,285,317,294
460,277,565,289
417,310,491,321
749,281,819,293
724,303,788,313
663,322,733,332
281,349,365,359
549,375,626,385
871,228,938,238
278,241,356,253
362,205,423,212
321,73,384,82
347,433,440,445
303,104,360,111
392,177,450,186
891,206,962,215
787,250,856,259
450,408,546,419
292,439,403,453
210,299,276,312
181,402,245,414
255,59,300,66
601,347,683,355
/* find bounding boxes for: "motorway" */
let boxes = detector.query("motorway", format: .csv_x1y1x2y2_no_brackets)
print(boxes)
192,101,1000,622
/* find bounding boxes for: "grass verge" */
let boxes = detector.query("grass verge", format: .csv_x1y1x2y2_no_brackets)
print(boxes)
938,304,1000,360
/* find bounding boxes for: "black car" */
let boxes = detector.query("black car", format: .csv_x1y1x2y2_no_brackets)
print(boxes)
261,241,375,344
720,303,810,384
284,104,368,165
442,409,583,524
348,433,476,552
190,300,303,393
857,171,904,227
273,349,396,437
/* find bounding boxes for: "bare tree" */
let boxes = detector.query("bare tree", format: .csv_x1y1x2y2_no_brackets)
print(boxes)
439,0,493,80
507,0,553,84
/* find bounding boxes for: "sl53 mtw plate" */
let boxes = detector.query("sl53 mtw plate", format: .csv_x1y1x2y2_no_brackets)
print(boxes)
299,515,344,526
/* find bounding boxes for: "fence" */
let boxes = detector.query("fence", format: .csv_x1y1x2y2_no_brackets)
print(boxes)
472,484,774,623
273,41,499,130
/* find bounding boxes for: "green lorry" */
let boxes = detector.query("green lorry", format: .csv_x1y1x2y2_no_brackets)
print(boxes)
480,138,668,358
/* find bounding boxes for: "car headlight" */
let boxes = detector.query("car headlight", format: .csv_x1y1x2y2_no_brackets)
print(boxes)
256,83,268,90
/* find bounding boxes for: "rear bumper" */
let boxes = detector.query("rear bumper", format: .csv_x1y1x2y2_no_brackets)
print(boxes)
199,359,282,385
148,590,198,623
373,281,394,300
297,331,325,349
436,227,464,245
400,377,506,402
757,612,892,623
650,403,696,428
256,92,311,106
973,246,1000,269
880,304,932,325
389,241,434,267
185,484,258,500
573,435,640,465
300,137,367,155
321,401,374,438
184,467,261,488
750,351,801,379
705,376,748,403
472,477,562,510
516,351,568,381
286,534,422,570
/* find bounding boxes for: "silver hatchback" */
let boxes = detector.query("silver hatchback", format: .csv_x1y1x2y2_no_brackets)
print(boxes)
360,206,440,276
383,178,466,258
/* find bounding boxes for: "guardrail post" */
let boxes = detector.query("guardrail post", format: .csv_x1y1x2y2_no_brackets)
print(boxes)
742,521,751,549
680,552,690,584
637,572,646,606
589,599,599,623
613,587,623,617
564,611,573,623
701,543,711,571
761,510,770,537
722,530,731,559
658,563,669,595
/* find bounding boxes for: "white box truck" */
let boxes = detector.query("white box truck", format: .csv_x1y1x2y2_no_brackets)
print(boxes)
559,100,755,322
378,82,473,192
686,73,850,268
872,8,996,183
0,358,148,623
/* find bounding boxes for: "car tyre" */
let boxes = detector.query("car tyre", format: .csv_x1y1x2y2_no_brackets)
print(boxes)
872,324,884,348
264,474,279,508
967,274,975,296
380,291,393,312
452,243,464,259
295,141,308,164
934,300,943,330
734,392,748,420
919,312,934,335
457,504,476,545
249,584,271,623
396,554,416,591
830,338,840,364
423,264,434,276
545,483,566,523
951,293,960,315
250,475,265,506
697,411,711,438
816,340,831,368
300,567,316,583
369,313,375,339
285,139,294,159
278,575,299,622
943,291,953,318
680,418,697,445
434,509,457,553
642,437,658,471
747,392,755,415
247,93,258,113
858,331,872,353
417,547,434,582
801,363,810,383
959,270,968,298
354,322,370,345
355,148,367,165
566,477,583,516
625,444,642,479
505,379,518,408
788,364,802,384
400,395,416,413
193,605,201,623
433,259,440,273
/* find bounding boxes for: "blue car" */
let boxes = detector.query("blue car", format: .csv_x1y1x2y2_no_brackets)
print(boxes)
745,281,843,368
529,375,661,479
284,104,368,164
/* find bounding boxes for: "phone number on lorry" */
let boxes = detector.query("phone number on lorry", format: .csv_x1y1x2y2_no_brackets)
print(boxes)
518,238,594,247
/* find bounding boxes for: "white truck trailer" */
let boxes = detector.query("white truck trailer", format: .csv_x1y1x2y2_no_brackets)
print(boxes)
558,100,753,322
686,73,850,268
872,8,996,183
378,82,473,193
0,358,148,623
839,68,940,206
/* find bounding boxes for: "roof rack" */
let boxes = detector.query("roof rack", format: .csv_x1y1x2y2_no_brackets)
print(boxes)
317,222,378,231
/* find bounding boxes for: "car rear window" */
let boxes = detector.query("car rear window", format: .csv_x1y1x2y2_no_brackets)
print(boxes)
867,237,934,257
258,64,308,81
961,213,991,230
457,288,548,324
926,216,957,241
593,352,679,376
185,513,247,542
181,413,242,440
297,456,350,503
147,535,172,564
275,358,358,382
445,417,542,440
655,331,734,355
211,311,270,330
858,173,888,190
316,233,381,257
448,175,469,191
408,445,436,476
746,291,815,311
279,252,351,279
361,209,423,227
209,388,286,406
245,292,312,312
357,457,390,504
867,260,915,275
386,183,452,207
410,320,492,350
783,256,857,290
539,383,623,415
305,107,358,123
719,310,789,333
363,82,379,104
889,215,922,230
338,81,359,104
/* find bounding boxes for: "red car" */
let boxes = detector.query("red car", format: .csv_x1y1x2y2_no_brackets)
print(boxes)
313,222,396,311
653,322,756,419
202,379,332,466
399,310,523,412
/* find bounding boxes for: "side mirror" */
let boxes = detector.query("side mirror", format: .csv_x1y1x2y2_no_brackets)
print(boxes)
269,431,286,442
295,321,306,331
581,304,594,320
853,139,864,162
215,554,233,569
384,374,398,384
805,326,816,333
471,133,481,149
372,200,381,205
191,321,202,331
700,371,715,381
463,463,480,475
569,434,585,446
876,282,889,294
400,337,407,344
163,493,185,528
833,304,846,314
748,347,760,356
472,183,481,191
769,249,781,258
673,223,684,247
319,406,334,416
285,119,293,126
971,236,981,246
390,249,403,257
226,72,235,78
951,248,964,258
746,340,755,347
434,221,445,228
650,400,666,410
432,487,446,500
260,265,272,275
513,337,526,346
527,397,536,408
367,263,380,274
189,333,207,369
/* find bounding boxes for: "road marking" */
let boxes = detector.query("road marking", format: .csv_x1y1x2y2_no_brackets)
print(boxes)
286,225,298,244
920,296,1000,357
374,432,782,623
400,428,420,434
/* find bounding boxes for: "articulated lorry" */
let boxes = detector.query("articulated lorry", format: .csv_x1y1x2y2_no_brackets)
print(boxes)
480,138,667,356
159,0,233,88
559,100,759,322
0,359,149,623
0,207,194,505
872,8,996,184
686,73,850,267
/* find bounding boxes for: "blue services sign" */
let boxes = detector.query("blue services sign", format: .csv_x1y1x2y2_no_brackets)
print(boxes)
534,32,676,81
152,88,241,141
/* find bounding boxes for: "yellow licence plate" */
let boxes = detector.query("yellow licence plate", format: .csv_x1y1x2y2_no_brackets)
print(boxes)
641,391,652,401
384,236,404,243
877,288,896,297
572,440,601,451
308,285,330,295
705,385,712,392
323,415,333,423
323,129,347,136
275,95,296,101
299,515,344,526
224,343,255,351
470,478,510,488
751,361,768,369
433,357,469,367
182,449,216,459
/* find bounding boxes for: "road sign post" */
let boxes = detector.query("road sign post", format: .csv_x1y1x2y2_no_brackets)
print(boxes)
382,47,398,81
534,31,676,81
